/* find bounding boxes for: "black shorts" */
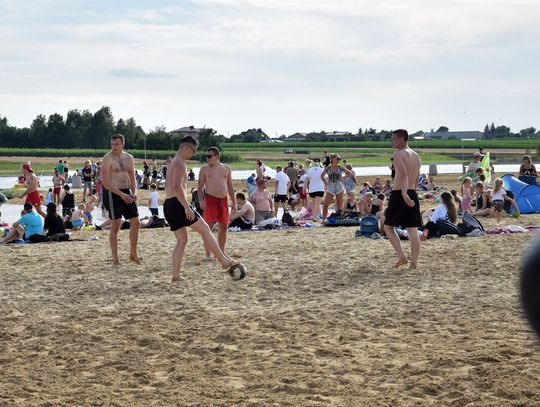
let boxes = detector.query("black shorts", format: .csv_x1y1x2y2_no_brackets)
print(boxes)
384,190,422,228
164,198,200,231
103,188,139,220
274,194,288,203
309,191,324,198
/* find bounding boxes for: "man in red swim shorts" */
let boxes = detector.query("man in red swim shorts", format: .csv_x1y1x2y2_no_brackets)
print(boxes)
52,168,64,205
22,163,41,208
197,147,236,257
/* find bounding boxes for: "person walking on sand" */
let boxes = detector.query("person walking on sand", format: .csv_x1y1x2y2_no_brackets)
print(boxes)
52,168,64,205
164,136,241,282
101,134,141,266
197,146,236,256
383,129,422,270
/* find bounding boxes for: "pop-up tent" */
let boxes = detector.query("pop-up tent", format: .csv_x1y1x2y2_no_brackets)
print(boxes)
502,174,540,214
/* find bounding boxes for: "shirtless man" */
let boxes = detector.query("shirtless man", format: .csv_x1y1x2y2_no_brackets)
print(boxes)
383,129,422,269
251,179,274,224
101,134,141,266
164,136,240,282
197,147,236,256
52,169,64,205
22,163,41,208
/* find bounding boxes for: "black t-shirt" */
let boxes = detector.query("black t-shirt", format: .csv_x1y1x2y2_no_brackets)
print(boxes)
82,167,93,182
63,192,75,208
44,214,66,236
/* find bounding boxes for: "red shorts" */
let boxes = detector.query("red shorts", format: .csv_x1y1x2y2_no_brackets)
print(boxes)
203,194,229,225
299,187,307,199
53,186,61,195
26,191,41,207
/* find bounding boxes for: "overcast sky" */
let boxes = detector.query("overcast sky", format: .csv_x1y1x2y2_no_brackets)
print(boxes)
1,0,538,137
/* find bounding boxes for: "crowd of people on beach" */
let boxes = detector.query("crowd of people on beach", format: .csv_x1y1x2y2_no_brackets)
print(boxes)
1,130,537,277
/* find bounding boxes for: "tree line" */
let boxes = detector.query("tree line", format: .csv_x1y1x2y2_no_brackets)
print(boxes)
1,108,537,150
0,107,224,151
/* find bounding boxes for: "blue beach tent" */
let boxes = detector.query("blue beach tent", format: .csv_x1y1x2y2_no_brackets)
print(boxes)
501,174,540,214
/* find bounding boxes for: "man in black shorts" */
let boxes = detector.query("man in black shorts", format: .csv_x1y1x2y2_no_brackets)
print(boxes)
164,136,241,283
101,134,141,266
383,129,422,269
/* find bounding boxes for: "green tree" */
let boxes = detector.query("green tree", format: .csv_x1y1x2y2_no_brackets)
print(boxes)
88,106,115,148
519,127,536,138
30,115,47,148
436,126,449,132
197,128,223,151
46,113,67,148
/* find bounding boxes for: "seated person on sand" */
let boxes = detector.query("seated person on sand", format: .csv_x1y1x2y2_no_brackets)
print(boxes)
418,173,428,190
2,203,45,243
381,180,392,197
359,192,374,216
70,204,89,231
373,177,382,194
251,179,274,225
473,181,493,217
228,192,255,230
450,190,462,215
97,215,160,230
287,193,302,211
84,195,97,225
422,191,458,239
344,191,359,214
371,193,385,218
425,176,436,190
36,202,68,240
359,182,374,198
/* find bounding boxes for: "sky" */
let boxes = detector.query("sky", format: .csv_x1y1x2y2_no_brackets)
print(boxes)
1,0,539,137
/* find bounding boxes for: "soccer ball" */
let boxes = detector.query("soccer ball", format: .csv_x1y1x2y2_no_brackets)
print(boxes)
228,263,246,281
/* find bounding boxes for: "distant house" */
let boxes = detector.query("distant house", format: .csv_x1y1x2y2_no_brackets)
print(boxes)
287,132,307,141
424,130,483,140
170,125,205,139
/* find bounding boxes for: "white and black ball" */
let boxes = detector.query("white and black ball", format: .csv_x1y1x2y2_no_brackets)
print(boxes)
228,263,246,281
521,235,540,338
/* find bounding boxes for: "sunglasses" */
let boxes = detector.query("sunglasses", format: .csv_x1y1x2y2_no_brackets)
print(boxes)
206,154,215,159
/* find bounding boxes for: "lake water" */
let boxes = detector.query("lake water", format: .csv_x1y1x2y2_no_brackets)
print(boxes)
0,163,520,189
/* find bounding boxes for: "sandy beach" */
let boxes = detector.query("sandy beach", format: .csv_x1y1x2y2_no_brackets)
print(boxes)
1,186,540,405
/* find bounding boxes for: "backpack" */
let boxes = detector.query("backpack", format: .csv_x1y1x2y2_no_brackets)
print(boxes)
281,210,296,227
191,188,204,217
359,215,379,236
462,212,484,232
435,219,462,236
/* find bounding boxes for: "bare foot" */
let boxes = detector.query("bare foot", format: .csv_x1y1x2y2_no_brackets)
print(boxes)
204,254,213,262
221,259,240,271
393,258,408,268
171,274,184,283
112,260,120,267
409,262,417,270
129,255,142,265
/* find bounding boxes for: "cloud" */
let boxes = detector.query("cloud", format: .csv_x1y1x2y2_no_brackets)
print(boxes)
109,68,176,79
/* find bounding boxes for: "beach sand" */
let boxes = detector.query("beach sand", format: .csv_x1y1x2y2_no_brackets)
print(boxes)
1,199,540,405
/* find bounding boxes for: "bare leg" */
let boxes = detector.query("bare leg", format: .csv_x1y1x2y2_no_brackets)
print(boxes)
2,225,24,244
191,219,238,269
172,227,188,282
407,227,421,269
109,219,122,265
322,193,333,220
217,223,227,253
128,217,141,264
384,225,408,268
335,192,344,212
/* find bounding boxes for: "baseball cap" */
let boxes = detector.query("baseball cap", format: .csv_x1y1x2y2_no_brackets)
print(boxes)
22,163,33,172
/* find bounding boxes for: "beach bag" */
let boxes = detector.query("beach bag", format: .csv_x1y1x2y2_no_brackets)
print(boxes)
435,219,461,236
462,212,484,232
359,215,379,236
281,210,296,227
